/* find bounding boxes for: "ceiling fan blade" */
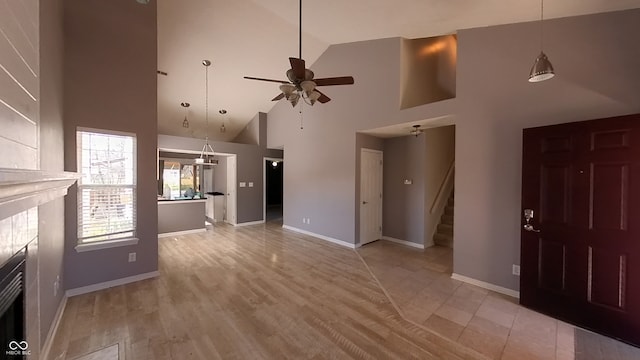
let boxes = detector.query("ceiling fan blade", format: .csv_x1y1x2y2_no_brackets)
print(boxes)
244,76,290,84
314,76,355,86
271,93,285,101
289,57,306,80
316,90,331,103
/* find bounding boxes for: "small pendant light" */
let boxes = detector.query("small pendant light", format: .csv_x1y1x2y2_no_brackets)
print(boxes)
181,102,190,128
529,0,555,82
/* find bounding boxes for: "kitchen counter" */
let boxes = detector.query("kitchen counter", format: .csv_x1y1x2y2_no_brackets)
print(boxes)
158,198,206,236
158,197,206,204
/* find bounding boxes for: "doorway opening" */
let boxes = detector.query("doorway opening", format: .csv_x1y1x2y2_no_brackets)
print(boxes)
264,157,283,223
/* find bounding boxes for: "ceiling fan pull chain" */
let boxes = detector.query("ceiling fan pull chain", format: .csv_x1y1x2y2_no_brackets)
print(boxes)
299,104,304,129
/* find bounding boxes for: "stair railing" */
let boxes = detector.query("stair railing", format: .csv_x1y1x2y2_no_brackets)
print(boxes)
430,160,455,214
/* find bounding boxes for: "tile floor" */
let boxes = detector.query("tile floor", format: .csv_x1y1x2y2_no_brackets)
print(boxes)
357,240,640,360
71,343,119,360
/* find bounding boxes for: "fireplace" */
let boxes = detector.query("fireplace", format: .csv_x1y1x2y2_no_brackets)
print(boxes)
0,249,26,359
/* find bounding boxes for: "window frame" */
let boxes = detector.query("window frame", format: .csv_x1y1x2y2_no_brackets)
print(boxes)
75,127,139,252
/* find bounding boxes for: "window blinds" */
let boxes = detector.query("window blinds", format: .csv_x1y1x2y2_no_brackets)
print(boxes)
77,130,137,243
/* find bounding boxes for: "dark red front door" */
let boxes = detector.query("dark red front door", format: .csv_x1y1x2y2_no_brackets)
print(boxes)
521,113,640,346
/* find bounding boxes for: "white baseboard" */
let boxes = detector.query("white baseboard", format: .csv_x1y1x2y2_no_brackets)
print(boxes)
381,236,425,249
234,220,265,227
66,271,160,297
451,273,520,299
40,294,67,360
283,225,357,249
158,228,205,238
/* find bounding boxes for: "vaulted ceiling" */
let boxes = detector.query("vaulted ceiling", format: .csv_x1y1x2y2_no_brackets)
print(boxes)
157,0,640,141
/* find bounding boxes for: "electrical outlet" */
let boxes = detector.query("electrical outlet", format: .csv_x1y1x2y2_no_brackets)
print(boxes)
512,264,521,276
307,218,311,224
128,252,137,262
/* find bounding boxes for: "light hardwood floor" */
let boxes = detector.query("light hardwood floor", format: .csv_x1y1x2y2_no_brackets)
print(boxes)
49,222,640,359
49,223,487,360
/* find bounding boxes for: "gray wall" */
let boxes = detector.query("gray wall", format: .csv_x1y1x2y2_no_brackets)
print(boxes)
377,126,454,247
158,202,206,234
454,9,640,291
267,9,640,291
232,112,261,145
382,135,426,244
267,38,456,243
63,0,159,289
158,118,283,224
38,0,66,346
355,133,384,243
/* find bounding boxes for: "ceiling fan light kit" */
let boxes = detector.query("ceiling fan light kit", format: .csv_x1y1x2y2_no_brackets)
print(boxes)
244,0,354,108
410,125,424,137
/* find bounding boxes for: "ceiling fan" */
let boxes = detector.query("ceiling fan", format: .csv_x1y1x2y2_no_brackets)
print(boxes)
243,0,354,107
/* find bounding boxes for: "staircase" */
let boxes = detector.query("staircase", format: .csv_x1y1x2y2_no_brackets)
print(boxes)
433,191,454,247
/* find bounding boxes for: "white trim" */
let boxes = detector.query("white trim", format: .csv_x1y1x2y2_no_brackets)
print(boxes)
234,220,265,227
158,228,205,238
283,225,358,249
66,271,160,297
40,295,67,360
381,236,425,249
0,169,78,221
359,148,384,246
451,273,520,299
77,126,135,138
158,199,206,204
361,148,383,155
75,237,139,252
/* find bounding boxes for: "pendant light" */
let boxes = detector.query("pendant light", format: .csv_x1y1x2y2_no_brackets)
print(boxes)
196,60,218,165
181,102,190,128
529,0,555,82
219,109,227,133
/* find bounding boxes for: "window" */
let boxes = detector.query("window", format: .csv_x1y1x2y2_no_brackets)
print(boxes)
77,129,136,244
160,161,200,199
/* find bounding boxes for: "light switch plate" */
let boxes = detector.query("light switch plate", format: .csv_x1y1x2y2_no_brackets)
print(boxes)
512,264,520,276
248,182,254,187
239,182,246,187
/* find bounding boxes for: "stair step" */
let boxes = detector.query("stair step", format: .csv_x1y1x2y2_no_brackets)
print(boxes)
447,197,455,207
437,223,453,235
433,233,453,248
441,214,454,225
444,206,454,216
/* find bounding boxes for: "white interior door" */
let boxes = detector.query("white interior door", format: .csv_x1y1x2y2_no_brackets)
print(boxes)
226,155,237,225
360,149,383,245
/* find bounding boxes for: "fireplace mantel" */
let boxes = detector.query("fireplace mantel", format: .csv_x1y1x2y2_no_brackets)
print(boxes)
0,168,79,221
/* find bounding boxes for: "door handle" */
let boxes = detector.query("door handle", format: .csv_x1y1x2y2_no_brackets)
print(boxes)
523,224,541,232
523,208,541,232
362,201,368,205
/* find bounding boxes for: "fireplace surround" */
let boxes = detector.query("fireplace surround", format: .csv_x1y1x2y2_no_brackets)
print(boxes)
0,169,78,357
0,248,26,358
